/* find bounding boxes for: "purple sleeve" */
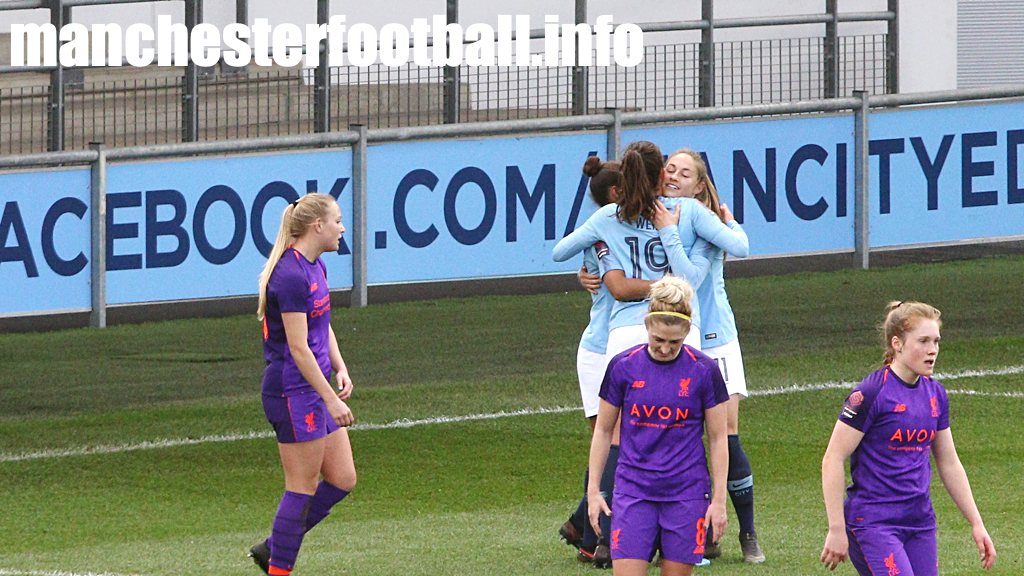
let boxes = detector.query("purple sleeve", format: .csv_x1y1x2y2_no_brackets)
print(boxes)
838,376,882,432
272,259,309,313
599,354,627,408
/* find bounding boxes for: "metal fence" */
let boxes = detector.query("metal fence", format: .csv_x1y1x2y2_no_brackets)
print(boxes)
64,75,183,150
0,82,49,154
0,32,891,155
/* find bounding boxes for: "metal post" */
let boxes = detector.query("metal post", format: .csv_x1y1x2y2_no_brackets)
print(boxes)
443,0,460,124
47,0,65,151
235,0,247,29
606,108,620,160
182,0,200,142
89,143,107,327
824,0,839,98
571,0,589,116
314,0,330,132
853,90,869,269
886,0,899,94
350,124,368,308
699,0,715,107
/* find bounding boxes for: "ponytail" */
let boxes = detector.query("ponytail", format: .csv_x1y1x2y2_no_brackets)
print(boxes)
616,141,663,224
257,204,297,321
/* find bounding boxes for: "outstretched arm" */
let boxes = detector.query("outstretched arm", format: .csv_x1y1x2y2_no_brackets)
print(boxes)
933,428,997,569
598,250,652,301
603,269,653,301
553,212,604,262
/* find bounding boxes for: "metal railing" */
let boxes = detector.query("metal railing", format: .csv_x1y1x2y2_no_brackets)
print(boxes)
0,0,898,153
0,33,891,155
0,83,49,153
65,75,183,150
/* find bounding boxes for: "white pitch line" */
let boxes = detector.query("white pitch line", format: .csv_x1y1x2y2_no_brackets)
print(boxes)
0,570,142,576
0,406,578,463
1,366,1020,464
751,365,1024,397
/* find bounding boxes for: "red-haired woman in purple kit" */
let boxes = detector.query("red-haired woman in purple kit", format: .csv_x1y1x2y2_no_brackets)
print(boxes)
821,301,996,574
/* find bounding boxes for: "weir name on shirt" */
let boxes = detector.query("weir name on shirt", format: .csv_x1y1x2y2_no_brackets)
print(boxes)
632,216,656,231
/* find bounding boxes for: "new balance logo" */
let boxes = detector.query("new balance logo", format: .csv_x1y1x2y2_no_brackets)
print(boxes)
893,403,907,413
632,380,646,389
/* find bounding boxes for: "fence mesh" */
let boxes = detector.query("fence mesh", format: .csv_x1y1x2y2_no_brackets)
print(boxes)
0,34,890,153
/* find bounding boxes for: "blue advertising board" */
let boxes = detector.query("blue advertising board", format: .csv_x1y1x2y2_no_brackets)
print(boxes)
867,101,1024,247
102,150,353,305
625,114,856,257
366,133,605,284
3,99,1022,316
0,168,92,314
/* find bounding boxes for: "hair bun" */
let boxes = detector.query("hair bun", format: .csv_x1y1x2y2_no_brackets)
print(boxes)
582,155,604,177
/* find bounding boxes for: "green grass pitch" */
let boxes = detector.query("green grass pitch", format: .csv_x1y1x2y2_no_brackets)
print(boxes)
0,256,1021,575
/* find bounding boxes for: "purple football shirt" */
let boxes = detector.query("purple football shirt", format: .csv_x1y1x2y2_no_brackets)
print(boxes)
600,343,730,501
261,248,333,397
838,367,950,528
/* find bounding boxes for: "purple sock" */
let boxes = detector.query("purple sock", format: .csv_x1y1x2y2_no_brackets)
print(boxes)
269,491,312,573
305,480,350,532
265,482,350,550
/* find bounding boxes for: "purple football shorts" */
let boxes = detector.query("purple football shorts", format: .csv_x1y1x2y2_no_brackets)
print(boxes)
847,524,938,576
610,492,709,565
262,391,340,443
